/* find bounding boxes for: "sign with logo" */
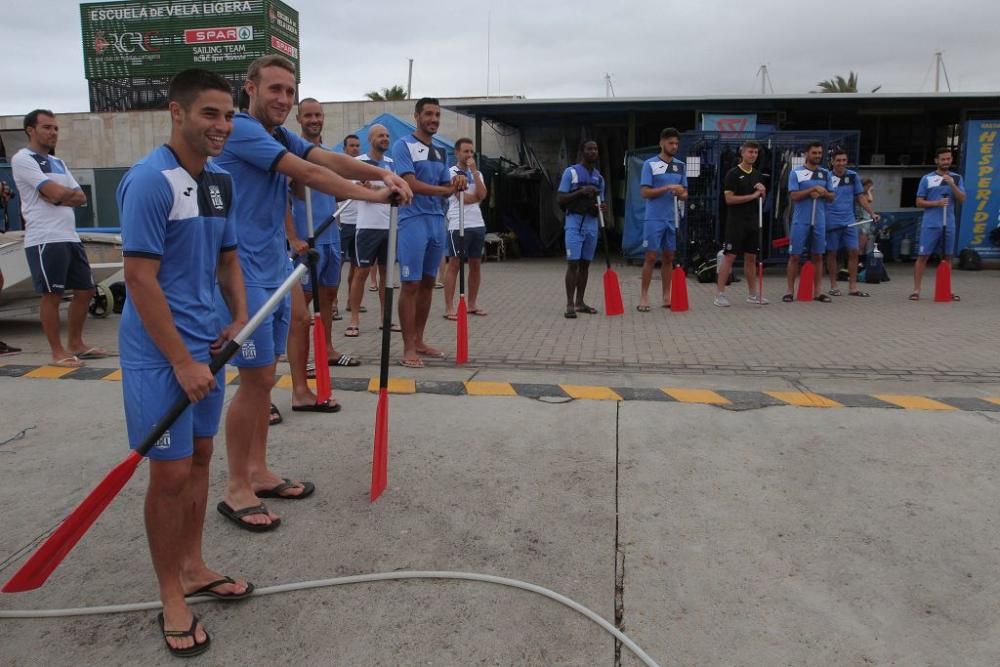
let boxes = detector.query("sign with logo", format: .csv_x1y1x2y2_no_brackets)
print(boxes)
958,119,1000,259
81,0,299,78
701,113,758,136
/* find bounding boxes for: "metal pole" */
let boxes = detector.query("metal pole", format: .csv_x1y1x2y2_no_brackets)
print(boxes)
407,59,413,99
934,51,941,93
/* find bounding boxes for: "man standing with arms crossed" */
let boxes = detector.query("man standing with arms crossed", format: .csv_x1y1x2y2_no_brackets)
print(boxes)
784,142,835,302
911,147,966,301
338,133,363,314
716,140,766,306
444,138,489,319
558,140,606,318
391,97,465,367
638,128,688,311
11,109,109,366
214,56,410,530
117,69,252,657
824,149,879,297
347,123,395,336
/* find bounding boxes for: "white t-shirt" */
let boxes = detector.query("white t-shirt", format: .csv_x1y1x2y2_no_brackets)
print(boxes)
446,166,486,231
11,148,82,247
355,152,393,231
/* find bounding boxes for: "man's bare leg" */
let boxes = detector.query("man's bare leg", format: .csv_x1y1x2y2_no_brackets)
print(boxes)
468,258,483,312
716,253,735,297
847,249,860,293
287,284,319,407
224,366,280,526
575,260,591,308
414,275,440,355
786,255,800,296
398,281,421,362
661,252,674,306
744,253,758,297
319,285,337,348
146,456,209,651
66,288,95,354
348,265,369,329
826,251,840,292
913,255,929,295
39,293,73,362
639,252,657,309
444,258,459,316
811,254,823,297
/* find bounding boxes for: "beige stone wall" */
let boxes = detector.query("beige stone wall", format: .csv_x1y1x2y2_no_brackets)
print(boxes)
0,97,519,169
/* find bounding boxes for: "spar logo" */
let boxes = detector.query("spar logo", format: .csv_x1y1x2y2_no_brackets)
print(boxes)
270,35,298,59
184,26,254,45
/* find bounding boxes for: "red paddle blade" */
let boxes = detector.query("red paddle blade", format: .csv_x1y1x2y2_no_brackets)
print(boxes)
3,451,142,593
311,314,331,404
602,268,624,316
797,260,815,302
370,388,389,502
771,236,790,248
669,266,689,312
934,260,952,302
456,296,469,364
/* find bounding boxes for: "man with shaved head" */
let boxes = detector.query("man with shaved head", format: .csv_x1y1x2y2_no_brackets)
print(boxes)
346,124,396,336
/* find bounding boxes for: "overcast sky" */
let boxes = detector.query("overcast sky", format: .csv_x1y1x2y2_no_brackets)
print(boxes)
1,0,997,116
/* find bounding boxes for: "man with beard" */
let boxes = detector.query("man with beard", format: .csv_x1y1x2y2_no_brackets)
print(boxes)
784,142,835,302
638,128,688,310
557,140,606,318
911,147,966,300
213,55,411,531
824,149,879,297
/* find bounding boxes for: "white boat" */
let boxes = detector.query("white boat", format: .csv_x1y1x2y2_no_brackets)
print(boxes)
0,231,124,316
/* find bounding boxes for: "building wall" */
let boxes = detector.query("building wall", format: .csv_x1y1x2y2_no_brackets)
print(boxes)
0,97,519,169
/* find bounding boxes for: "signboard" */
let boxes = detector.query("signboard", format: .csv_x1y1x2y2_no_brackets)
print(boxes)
958,120,1000,259
80,0,299,78
701,113,757,135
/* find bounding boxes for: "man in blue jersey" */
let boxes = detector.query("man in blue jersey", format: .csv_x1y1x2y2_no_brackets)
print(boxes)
784,142,835,302
444,138,489,319
214,55,411,531
391,97,466,367
117,69,252,657
824,149,879,297
639,128,688,310
911,147,966,301
558,140,606,318
347,123,396,335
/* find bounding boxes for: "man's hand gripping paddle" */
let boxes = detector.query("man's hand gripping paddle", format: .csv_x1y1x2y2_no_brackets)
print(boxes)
2,261,312,593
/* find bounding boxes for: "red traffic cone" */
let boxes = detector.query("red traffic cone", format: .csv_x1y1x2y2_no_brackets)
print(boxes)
934,259,952,302
797,259,815,302
670,265,689,312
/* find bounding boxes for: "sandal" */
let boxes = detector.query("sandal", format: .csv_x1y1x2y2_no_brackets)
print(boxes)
636,304,651,312
848,290,870,297
814,294,832,303
329,353,361,367
951,294,961,301
345,325,359,337
564,307,577,319
444,313,458,321
291,400,341,414
269,403,283,426
467,308,489,316
575,304,598,314
908,292,920,301
216,501,280,532
782,293,794,303
157,612,211,657
255,477,316,499
185,577,255,601
828,288,842,296
399,358,424,368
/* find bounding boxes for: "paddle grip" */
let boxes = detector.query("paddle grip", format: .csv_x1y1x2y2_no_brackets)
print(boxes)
379,203,399,388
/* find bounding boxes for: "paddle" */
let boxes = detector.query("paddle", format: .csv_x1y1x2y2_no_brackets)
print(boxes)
456,190,469,364
796,198,817,302
2,261,311,593
934,195,952,302
595,195,624,316
371,197,399,502
669,196,689,312
757,196,764,306
304,187,331,405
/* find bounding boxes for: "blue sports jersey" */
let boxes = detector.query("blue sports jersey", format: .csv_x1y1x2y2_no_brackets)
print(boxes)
917,171,964,228
558,163,606,227
117,145,237,369
788,165,835,227
826,169,864,228
391,134,450,222
640,155,687,222
214,112,315,287
291,142,337,245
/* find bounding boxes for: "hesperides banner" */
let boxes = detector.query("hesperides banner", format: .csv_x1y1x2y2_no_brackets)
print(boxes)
958,120,1000,259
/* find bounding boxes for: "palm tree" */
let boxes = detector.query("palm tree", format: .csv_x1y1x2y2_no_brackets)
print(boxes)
816,72,858,93
365,85,407,101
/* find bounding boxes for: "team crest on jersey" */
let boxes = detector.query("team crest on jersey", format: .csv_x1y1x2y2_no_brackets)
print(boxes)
209,185,224,210
241,340,257,360
155,430,172,449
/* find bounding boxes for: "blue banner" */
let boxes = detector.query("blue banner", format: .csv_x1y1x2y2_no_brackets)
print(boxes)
959,120,1000,259
701,113,757,135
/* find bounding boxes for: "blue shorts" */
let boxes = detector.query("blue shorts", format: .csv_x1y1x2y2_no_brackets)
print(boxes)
25,242,95,293
355,228,389,267
340,224,357,262
825,225,859,252
447,227,486,259
642,219,676,254
918,224,955,257
397,215,445,282
123,365,226,461
216,284,290,368
789,222,826,256
565,223,598,261
300,243,341,291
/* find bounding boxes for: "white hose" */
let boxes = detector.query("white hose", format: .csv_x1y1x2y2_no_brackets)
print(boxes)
0,570,661,667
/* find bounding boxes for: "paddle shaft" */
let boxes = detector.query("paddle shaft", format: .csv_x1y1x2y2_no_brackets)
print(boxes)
596,195,612,269
758,196,764,303
303,186,322,315
379,203,399,388
458,190,466,295
136,262,309,457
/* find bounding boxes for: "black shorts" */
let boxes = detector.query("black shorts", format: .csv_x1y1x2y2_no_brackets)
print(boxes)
723,217,759,256
25,242,94,293
446,228,486,259
354,228,389,267
340,223,357,262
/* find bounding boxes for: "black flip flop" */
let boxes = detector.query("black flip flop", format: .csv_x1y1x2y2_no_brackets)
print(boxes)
814,294,832,303
636,305,651,312
575,304,598,314
848,290,870,297
782,293,794,303
269,403,282,426
157,613,211,658
564,307,577,319
216,501,280,532
256,478,316,500
292,399,341,413
185,577,255,601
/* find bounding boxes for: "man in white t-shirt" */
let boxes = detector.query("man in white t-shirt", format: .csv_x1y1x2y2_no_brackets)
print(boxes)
346,124,396,335
11,109,108,367
338,134,364,316
444,138,488,319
